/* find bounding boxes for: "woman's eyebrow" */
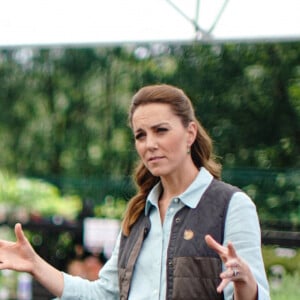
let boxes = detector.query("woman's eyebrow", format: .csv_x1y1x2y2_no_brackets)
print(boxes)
134,122,170,134
151,122,170,129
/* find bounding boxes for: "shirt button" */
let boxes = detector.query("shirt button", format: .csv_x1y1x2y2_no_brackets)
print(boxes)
173,198,179,203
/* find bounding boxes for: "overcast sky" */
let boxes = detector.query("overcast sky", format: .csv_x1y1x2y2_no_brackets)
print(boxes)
0,0,299,47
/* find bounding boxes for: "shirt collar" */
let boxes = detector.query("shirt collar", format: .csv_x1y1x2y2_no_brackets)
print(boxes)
145,167,214,215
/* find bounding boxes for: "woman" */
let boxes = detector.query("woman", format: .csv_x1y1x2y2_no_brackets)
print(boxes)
0,84,270,299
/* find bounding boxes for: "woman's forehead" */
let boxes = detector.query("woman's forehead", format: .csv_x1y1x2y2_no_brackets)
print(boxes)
132,103,178,129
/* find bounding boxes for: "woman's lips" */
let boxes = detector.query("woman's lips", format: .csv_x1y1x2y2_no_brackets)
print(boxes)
148,156,164,162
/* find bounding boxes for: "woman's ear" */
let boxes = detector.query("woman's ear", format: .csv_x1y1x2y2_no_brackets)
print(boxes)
187,121,197,145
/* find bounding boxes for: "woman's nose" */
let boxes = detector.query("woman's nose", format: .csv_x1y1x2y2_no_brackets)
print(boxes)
145,136,158,150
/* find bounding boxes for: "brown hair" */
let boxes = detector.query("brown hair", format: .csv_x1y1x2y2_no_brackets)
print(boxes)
122,84,221,236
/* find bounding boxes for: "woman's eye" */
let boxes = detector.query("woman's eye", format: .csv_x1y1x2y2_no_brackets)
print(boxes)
157,127,168,133
135,133,144,140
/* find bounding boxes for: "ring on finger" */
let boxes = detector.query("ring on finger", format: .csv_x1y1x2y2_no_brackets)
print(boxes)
232,268,239,277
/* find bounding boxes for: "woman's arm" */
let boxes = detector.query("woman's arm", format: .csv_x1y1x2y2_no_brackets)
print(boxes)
0,223,64,297
205,192,270,300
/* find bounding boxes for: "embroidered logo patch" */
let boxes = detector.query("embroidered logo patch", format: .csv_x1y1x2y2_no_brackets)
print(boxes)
183,229,194,240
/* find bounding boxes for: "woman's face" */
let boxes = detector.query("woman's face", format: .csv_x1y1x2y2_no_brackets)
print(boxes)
132,103,196,178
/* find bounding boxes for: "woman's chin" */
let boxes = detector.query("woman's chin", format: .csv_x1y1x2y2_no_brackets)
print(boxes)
148,168,168,178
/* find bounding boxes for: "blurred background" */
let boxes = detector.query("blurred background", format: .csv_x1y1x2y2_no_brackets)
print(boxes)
0,1,299,299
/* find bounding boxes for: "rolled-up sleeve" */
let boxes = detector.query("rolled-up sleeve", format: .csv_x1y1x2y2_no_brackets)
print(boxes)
223,192,270,300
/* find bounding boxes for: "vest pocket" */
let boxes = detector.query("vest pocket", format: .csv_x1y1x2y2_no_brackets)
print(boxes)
172,256,223,300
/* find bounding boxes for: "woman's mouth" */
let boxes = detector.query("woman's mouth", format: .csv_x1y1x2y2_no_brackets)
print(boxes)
148,156,163,162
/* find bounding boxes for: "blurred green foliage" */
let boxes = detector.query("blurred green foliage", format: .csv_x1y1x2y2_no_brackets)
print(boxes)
0,41,299,226
270,272,300,300
94,195,127,220
264,246,300,299
0,170,82,222
263,246,300,275
223,168,300,228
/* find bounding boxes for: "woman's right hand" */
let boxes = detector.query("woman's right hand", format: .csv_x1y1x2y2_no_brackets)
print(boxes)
0,223,37,274
1,222,64,297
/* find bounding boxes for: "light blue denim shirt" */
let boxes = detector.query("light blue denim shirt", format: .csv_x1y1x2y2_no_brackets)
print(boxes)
61,167,270,299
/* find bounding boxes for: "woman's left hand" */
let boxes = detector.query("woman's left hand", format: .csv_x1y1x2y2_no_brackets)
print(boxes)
205,234,257,296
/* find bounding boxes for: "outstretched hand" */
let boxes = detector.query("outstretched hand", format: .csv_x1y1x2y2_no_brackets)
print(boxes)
205,234,257,295
0,223,36,274
1,223,65,297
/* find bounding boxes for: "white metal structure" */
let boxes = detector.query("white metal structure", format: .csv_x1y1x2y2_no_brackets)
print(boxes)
0,0,299,47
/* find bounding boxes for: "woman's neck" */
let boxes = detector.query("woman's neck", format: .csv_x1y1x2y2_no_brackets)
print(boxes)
158,164,199,223
160,165,199,199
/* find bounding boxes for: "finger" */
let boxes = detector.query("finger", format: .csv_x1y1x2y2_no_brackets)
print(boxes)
217,278,230,293
205,235,226,255
227,241,238,258
0,261,10,270
14,223,26,243
225,259,240,270
221,266,239,279
217,267,241,293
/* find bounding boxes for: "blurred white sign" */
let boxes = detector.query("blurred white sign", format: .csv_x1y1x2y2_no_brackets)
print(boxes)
83,217,120,258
